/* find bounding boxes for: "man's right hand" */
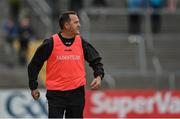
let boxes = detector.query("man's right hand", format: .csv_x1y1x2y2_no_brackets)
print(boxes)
31,89,40,100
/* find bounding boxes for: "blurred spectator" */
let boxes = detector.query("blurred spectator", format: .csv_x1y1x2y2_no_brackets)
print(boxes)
8,0,21,23
3,17,18,67
18,17,33,66
69,0,83,13
127,0,144,42
167,0,177,12
92,0,108,7
127,0,164,39
149,0,164,34
3,17,18,49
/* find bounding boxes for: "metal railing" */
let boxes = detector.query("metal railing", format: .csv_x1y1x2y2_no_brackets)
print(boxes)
26,0,53,37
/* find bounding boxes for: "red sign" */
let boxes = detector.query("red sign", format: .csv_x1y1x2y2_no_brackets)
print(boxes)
84,90,180,118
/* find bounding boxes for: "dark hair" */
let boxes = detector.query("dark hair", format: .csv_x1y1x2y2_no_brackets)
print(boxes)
59,11,77,30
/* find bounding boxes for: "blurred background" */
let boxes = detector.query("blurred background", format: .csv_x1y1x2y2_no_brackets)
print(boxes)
0,0,180,118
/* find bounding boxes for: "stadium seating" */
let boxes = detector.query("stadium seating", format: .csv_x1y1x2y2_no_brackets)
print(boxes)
0,0,180,89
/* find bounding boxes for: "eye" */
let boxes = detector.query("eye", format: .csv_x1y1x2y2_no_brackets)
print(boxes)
74,20,79,24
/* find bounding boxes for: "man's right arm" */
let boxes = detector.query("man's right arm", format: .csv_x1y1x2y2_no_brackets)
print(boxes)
28,38,53,90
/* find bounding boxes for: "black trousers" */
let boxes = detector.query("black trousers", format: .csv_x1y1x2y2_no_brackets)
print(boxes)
46,86,85,118
151,13,161,34
128,14,142,34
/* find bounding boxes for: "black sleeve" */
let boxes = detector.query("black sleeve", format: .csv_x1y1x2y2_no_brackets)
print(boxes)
28,38,53,90
82,39,104,79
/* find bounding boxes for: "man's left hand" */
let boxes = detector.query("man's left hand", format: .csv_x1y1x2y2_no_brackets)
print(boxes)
90,76,102,90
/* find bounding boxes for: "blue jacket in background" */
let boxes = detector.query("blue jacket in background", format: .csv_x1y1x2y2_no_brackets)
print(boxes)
149,0,164,8
127,0,144,12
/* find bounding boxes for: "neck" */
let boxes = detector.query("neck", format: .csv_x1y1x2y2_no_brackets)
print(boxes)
61,31,75,39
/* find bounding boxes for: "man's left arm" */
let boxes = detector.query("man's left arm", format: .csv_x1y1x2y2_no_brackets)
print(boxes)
82,39,104,90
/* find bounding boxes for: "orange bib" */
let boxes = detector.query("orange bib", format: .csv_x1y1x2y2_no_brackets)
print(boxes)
46,34,86,91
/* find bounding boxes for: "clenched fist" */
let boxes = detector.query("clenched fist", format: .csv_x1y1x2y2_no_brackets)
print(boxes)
31,89,40,100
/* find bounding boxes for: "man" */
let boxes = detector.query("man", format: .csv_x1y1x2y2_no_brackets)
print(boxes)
28,11,104,118
18,17,33,66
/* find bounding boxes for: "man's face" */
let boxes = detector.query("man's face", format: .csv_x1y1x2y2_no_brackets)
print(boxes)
67,14,81,35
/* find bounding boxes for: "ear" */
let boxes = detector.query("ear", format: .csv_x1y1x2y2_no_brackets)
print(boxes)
64,22,70,30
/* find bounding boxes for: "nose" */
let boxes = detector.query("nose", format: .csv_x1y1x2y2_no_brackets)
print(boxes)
78,22,81,27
